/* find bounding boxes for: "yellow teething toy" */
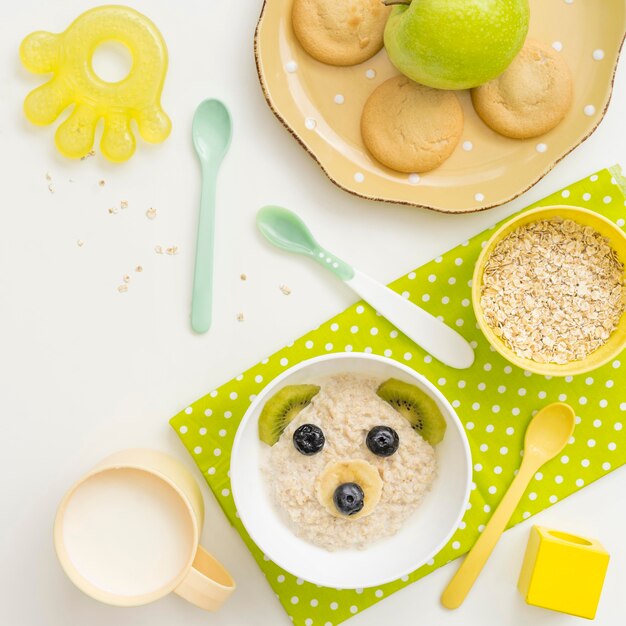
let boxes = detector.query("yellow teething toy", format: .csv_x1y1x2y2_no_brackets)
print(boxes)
20,5,171,162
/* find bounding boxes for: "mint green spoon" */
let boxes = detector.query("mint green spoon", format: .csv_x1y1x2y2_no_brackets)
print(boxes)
257,206,475,369
191,99,232,334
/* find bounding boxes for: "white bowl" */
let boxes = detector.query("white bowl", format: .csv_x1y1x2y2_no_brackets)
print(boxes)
230,353,472,589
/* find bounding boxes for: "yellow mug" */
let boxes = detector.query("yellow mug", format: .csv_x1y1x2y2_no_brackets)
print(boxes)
54,449,235,610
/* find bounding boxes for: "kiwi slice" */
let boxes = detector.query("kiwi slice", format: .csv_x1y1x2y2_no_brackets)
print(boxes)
258,384,320,445
376,378,446,445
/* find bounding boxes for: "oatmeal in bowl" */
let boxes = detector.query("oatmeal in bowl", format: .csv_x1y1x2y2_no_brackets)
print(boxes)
473,206,626,376
262,374,440,551
230,353,471,589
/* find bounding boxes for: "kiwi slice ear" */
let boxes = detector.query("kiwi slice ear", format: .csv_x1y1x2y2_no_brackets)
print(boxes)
258,384,321,445
376,378,446,445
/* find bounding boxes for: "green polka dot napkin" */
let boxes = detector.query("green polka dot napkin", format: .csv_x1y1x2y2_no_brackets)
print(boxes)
171,165,626,626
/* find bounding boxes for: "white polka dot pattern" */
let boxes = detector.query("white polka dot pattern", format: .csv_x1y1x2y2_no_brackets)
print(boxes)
171,168,626,626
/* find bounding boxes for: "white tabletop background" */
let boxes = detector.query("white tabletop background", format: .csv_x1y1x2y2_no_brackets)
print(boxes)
1,1,624,624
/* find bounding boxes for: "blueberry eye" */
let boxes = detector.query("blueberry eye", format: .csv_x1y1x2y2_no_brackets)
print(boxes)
293,424,325,455
366,426,399,457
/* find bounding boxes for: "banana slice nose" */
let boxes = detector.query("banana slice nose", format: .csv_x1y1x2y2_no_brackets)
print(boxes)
316,459,383,520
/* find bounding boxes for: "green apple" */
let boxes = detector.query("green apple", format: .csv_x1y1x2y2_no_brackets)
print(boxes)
384,0,530,90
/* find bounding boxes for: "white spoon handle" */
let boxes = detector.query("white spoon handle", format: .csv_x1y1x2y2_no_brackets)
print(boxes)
345,270,475,369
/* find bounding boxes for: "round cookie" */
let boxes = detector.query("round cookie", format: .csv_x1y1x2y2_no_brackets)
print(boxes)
360,76,463,173
292,0,391,66
471,39,573,139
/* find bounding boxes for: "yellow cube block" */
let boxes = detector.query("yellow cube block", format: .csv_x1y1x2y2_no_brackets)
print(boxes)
518,526,610,620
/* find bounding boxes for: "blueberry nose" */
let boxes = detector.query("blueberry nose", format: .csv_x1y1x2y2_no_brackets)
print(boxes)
333,482,365,516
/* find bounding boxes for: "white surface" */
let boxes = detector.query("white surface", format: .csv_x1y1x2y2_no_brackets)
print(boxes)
0,1,624,625
230,353,471,588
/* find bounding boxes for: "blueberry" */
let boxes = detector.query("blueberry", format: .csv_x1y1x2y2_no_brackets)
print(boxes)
333,482,364,516
293,424,325,455
366,425,399,457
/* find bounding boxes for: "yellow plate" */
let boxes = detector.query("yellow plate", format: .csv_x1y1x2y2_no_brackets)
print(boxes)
472,205,626,376
255,1,625,213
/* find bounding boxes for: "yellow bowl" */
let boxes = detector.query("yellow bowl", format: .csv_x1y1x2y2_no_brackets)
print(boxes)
472,205,626,376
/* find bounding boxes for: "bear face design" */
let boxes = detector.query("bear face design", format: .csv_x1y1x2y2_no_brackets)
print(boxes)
264,375,437,551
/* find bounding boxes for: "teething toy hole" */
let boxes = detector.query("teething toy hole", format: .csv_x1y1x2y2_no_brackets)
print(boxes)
92,41,133,83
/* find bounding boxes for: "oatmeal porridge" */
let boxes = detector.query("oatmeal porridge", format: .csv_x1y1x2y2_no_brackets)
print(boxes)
261,374,439,551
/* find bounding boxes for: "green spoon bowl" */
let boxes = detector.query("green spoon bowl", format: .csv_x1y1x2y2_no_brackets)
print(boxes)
257,206,354,280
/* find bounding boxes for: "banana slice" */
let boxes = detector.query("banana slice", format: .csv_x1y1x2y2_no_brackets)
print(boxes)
316,459,383,520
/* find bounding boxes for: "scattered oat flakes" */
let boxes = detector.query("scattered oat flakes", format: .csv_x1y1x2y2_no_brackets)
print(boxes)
240,273,247,281
108,207,118,215
77,239,84,247
48,183,55,194
481,218,625,365
135,265,143,273
165,246,179,256
98,179,105,187
236,312,245,322
280,284,292,295
117,285,129,293
120,200,128,209
146,207,157,220
155,245,163,254
123,274,131,283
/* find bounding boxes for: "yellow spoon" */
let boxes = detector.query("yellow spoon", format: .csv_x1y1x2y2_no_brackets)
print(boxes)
441,402,576,609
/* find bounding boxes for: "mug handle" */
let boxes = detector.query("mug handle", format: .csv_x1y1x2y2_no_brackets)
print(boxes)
174,546,236,611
